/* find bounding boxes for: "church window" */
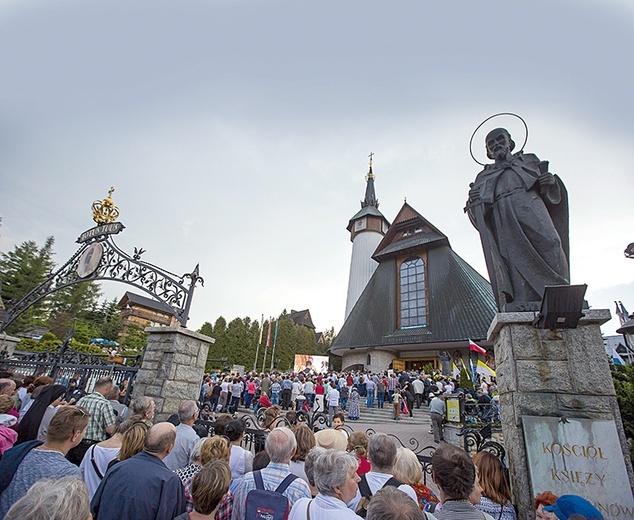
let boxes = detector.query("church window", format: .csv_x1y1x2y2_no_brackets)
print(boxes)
400,257,426,328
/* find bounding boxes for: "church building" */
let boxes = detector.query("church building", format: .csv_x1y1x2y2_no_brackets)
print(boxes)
330,159,497,373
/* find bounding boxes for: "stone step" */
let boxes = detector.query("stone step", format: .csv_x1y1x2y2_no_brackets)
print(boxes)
235,403,433,426
345,405,432,425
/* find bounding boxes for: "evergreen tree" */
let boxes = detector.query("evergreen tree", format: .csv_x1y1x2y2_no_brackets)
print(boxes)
48,282,102,338
0,237,56,333
200,312,336,374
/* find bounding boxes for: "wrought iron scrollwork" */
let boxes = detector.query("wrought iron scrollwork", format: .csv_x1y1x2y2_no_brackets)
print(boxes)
295,410,329,431
2,230,202,331
458,423,506,465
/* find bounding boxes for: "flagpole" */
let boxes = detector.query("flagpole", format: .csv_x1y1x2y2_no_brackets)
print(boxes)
253,314,264,373
270,319,279,372
262,318,272,373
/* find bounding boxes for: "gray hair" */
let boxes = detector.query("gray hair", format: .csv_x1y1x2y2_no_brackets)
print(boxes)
5,477,90,520
129,396,155,418
368,433,397,472
313,449,358,497
304,446,327,487
265,427,297,463
367,486,425,520
190,436,207,464
178,400,199,422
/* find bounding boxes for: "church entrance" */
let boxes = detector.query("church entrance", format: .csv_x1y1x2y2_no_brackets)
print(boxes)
405,359,436,372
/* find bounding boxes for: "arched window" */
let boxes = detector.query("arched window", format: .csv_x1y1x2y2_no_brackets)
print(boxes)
400,257,426,328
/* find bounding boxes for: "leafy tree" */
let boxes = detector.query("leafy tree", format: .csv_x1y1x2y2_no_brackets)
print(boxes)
200,312,336,374
121,323,148,350
0,237,56,333
71,320,102,345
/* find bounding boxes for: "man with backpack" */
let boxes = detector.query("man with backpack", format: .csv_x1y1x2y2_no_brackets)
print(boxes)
231,427,310,520
351,433,418,516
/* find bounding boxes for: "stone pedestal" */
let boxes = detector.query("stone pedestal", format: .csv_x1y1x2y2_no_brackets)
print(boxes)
133,326,213,422
489,309,634,519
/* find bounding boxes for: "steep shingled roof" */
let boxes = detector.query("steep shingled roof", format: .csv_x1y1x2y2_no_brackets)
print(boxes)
117,291,176,316
289,309,316,330
332,203,496,353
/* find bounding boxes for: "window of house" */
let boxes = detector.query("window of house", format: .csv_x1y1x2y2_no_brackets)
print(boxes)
400,256,427,328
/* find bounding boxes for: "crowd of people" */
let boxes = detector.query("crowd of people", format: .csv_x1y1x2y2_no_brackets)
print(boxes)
0,370,605,519
199,368,500,426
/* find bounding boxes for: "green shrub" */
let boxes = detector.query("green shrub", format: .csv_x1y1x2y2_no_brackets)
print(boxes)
613,364,634,463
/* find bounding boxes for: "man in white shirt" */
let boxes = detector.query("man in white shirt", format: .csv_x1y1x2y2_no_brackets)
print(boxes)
411,377,425,409
326,383,340,426
350,432,417,513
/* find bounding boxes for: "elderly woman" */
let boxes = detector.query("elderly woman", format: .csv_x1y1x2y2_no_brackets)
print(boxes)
126,396,155,424
5,476,92,520
393,447,439,510
289,449,361,520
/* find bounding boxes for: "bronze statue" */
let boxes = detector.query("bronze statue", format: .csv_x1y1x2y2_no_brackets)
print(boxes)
465,128,569,312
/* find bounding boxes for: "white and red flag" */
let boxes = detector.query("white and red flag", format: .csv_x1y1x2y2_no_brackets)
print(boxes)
469,339,487,355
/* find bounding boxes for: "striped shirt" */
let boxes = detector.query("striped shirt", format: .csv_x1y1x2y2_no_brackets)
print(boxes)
76,392,116,441
435,499,495,520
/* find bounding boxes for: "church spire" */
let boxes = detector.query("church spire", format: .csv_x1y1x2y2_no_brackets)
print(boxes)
361,152,379,209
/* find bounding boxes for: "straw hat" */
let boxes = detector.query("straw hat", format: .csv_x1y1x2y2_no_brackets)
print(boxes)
314,429,348,451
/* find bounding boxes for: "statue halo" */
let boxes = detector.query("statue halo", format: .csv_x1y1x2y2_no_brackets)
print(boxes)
469,112,529,166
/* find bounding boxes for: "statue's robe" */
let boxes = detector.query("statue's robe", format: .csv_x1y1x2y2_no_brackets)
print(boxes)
466,151,569,311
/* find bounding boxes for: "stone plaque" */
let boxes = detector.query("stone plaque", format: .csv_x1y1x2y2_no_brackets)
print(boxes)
523,415,634,519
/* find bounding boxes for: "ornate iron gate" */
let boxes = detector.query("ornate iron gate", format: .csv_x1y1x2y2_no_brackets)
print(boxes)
1,188,203,332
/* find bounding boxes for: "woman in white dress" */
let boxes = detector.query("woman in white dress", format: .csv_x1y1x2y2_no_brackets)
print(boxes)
80,420,130,498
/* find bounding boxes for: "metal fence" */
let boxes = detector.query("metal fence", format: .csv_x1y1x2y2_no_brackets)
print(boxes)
0,350,140,404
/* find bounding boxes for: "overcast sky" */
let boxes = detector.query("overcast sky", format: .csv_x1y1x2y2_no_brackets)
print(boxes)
1,0,633,338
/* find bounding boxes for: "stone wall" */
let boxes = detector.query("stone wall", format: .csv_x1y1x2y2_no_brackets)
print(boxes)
342,349,396,372
133,326,213,422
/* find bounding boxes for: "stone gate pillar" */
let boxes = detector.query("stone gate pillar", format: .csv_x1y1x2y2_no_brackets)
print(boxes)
490,309,634,519
133,326,213,422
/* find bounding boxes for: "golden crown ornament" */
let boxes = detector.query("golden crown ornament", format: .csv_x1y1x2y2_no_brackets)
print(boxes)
91,187,120,225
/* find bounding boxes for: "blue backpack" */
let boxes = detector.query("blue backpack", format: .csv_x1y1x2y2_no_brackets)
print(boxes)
245,471,298,520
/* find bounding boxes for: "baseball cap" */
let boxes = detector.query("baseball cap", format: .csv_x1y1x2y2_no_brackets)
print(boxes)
543,495,603,520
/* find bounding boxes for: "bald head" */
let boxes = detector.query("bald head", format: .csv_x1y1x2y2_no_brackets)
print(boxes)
144,422,177,458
